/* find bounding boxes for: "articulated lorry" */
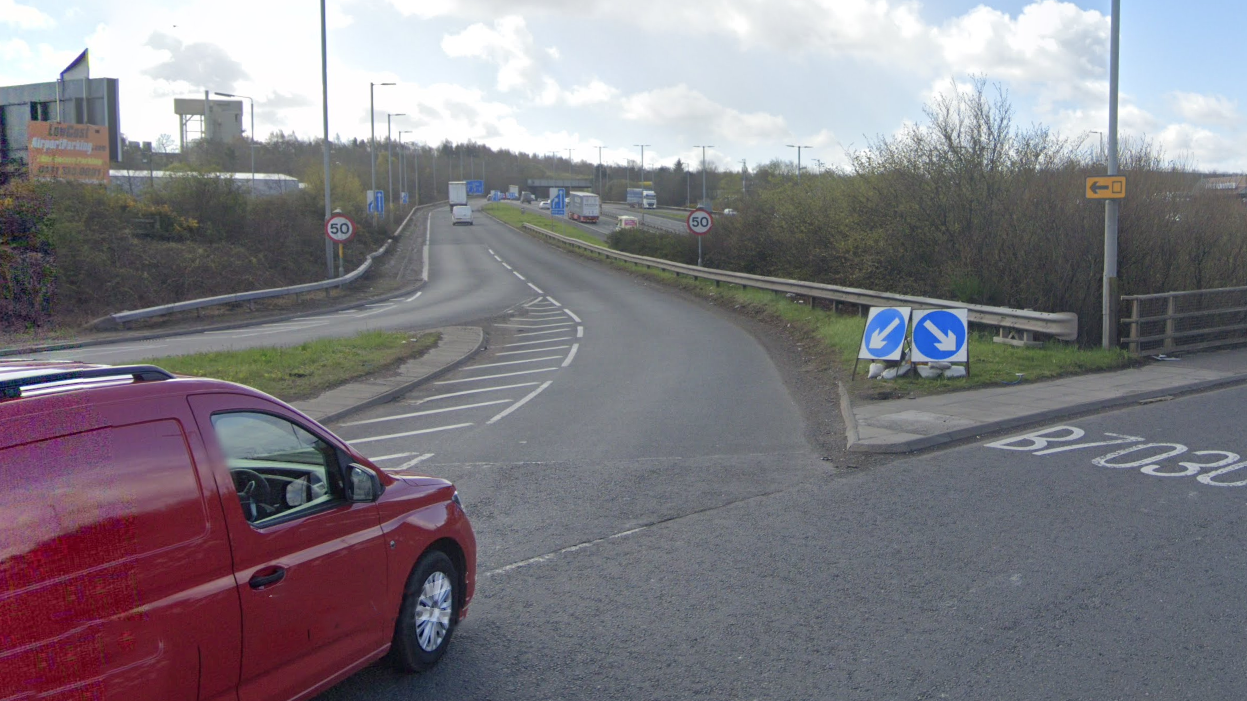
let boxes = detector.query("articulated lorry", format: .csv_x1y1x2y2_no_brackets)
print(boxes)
448,181,468,209
626,187,657,209
567,192,601,223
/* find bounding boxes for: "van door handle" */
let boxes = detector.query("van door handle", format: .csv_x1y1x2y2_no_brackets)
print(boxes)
249,567,286,589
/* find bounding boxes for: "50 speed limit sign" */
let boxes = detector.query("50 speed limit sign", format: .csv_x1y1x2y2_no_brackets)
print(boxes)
325,213,357,243
686,209,713,236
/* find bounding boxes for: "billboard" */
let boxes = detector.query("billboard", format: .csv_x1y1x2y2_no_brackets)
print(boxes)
26,121,110,183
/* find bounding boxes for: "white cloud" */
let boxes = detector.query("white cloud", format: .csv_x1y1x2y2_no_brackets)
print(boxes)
441,16,543,94
621,85,790,145
1169,92,1241,129
1,0,55,29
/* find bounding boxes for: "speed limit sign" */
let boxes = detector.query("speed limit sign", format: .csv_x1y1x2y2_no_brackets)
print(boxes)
325,213,356,243
686,209,713,236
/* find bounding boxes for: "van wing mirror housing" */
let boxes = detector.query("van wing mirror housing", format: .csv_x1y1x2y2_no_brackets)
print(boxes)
348,464,383,503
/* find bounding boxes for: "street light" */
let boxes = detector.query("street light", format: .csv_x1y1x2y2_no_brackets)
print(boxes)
369,81,396,220
566,148,574,178
595,145,606,196
633,144,650,185
787,144,812,183
387,112,405,225
320,1,333,278
693,145,713,208
213,91,254,191
398,129,411,209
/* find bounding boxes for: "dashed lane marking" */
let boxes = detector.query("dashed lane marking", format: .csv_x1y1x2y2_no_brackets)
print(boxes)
350,423,473,444
528,283,544,293
341,400,513,426
352,304,396,319
577,326,584,338
513,271,526,281
391,453,435,471
486,380,553,425
370,452,419,462
564,310,582,323
562,343,579,367
485,524,646,577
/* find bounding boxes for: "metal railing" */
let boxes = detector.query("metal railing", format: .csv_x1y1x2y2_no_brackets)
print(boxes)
90,202,441,329
1122,285,1247,355
520,223,1079,341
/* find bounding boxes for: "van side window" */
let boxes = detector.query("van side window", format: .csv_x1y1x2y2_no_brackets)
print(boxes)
210,412,344,525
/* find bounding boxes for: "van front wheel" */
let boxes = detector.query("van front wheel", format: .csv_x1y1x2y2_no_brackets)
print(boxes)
390,550,459,672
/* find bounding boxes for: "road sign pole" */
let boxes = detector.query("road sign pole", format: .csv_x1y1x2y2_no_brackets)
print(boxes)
1102,0,1121,349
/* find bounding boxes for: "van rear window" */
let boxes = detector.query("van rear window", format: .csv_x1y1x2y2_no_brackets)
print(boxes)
0,420,207,591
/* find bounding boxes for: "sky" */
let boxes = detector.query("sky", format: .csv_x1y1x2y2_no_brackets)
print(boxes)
3,0,1245,173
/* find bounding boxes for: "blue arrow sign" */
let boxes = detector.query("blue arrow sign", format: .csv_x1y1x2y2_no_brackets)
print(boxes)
858,307,911,361
373,190,385,215
911,309,969,362
551,188,566,216
466,179,485,196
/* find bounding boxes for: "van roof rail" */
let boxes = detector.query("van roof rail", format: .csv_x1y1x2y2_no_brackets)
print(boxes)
0,365,176,399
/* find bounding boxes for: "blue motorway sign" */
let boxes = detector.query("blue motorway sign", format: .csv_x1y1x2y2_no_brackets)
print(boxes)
401,192,409,205
858,307,911,361
911,308,969,362
551,188,566,216
367,189,384,214
466,180,485,196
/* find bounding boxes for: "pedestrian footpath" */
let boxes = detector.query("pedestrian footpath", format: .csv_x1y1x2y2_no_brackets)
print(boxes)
843,346,1247,453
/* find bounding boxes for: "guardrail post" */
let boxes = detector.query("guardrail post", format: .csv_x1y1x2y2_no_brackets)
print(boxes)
1163,296,1176,352
1127,298,1140,354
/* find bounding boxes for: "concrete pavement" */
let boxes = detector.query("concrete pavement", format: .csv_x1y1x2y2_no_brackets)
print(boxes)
843,345,1247,452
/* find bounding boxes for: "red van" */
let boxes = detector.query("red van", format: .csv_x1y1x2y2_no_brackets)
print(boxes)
0,360,476,701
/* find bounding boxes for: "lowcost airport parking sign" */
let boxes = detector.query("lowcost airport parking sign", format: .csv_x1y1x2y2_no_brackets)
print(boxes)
858,307,912,362
910,308,969,363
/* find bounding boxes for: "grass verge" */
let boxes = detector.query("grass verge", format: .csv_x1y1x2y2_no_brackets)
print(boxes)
146,330,441,401
538,248,1134,395
483,203,608,248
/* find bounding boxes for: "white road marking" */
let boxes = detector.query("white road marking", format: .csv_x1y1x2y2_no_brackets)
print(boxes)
577,326,584,338
417,383,540,402
513,271,526,281
486,380,552,425
545,296,562,307
341,399,513,426
364,302,393,307
370,452,419,462
504,336,574,347
528,283,544,293
423,213,432,282
292,314,340,321
497,345,570,356
466,356,563,370
350,423,472,444
434,368,558,384
404,291,423,303
496,321,573,329
485,524,646,577
488,248,495,254
562,343,579,367
515,328,572,338
502,262,512,270
564,309,582,323
352,304,396,318
392,453,436,471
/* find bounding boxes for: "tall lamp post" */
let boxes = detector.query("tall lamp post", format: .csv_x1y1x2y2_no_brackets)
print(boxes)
566,148,574,178
633,144,650,185
787,144,812,183
387,112,406,225
369,81,395,221
320,0,333,278
213,91,254,191
1102,0,1121,349
398,129,411,211
595,145,606,196
693,144,713,208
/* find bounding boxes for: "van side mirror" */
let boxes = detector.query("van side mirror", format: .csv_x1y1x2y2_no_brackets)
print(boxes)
348,464,383,503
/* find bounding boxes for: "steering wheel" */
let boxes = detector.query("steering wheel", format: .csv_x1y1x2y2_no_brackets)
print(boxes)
232,469,275,521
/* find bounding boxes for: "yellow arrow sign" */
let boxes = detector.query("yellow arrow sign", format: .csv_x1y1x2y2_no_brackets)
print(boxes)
1086,176,1126,199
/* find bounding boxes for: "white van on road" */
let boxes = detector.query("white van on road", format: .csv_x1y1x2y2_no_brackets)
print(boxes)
451,205,474,225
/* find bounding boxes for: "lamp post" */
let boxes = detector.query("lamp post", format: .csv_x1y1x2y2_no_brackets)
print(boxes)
595,145,605,196
398,129,411,210
387,112,405,225
633,144,650,185
566,148,573,178
213,91,254,191
370,82,395,221
1102,0,1121,349
693,145,713,208
786,144,812,183
320,1,333,278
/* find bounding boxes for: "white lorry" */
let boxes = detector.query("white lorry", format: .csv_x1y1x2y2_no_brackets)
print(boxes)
448,181,468,209
567,192,601,223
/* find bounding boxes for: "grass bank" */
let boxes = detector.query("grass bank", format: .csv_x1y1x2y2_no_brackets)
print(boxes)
147,330,440,401
483,203,608,248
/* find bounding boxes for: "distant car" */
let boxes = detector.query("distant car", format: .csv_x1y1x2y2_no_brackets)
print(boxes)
539,200,551,210
451,205,474,225
615,215,640,231
723,208,737,216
